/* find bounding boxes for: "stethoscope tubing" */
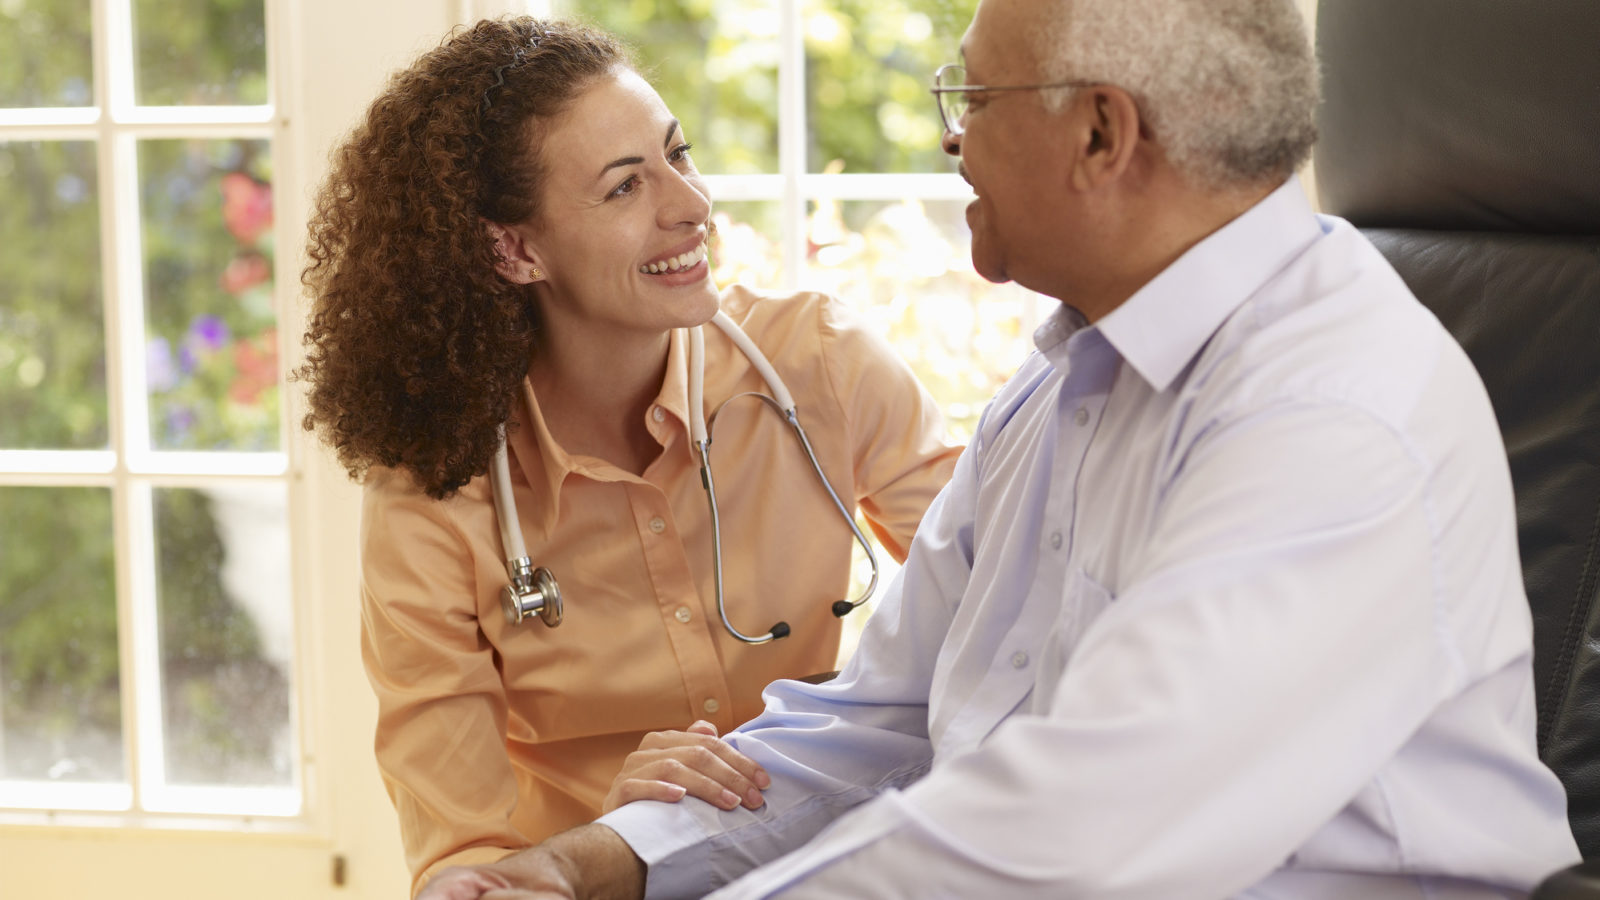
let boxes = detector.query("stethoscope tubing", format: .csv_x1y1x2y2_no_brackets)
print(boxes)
493,312,880,642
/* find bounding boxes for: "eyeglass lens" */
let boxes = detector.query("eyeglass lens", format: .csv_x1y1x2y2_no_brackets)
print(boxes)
938,65,968,133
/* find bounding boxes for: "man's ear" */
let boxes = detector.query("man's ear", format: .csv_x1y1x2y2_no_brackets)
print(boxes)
1069,86,1144,192
485,221,547,285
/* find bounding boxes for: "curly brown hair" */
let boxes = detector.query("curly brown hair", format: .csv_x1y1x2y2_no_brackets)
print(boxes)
297,17,629,499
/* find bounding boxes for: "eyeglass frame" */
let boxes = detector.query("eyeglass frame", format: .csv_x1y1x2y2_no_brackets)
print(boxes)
929,63,1100,136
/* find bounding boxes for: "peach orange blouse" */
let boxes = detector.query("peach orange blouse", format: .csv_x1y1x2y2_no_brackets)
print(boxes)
358,286,961,894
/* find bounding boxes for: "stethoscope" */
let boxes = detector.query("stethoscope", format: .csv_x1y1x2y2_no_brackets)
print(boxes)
490,310,880,644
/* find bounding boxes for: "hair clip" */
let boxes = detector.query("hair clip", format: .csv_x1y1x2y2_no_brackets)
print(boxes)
480,31,547,115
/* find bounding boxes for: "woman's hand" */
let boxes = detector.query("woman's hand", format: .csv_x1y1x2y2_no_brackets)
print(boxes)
601,720,771,814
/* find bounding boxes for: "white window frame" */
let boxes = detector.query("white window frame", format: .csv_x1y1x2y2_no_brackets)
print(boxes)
0,0,306,829
536,0,1053,330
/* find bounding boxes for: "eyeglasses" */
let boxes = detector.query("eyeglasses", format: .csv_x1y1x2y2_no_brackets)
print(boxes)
929,64,1099,136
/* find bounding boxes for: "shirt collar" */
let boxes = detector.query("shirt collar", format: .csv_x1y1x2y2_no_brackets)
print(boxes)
508,327,693,537
1095,178,1321,393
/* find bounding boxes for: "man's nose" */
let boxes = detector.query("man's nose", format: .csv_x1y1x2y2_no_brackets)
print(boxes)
941,128,961,157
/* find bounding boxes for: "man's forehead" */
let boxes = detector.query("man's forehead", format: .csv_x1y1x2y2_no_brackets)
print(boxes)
961,0,1038,78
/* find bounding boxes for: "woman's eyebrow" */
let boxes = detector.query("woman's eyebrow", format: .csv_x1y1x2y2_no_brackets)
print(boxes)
594,119,682,182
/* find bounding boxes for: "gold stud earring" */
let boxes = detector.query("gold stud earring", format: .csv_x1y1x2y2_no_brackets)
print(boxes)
528,266,543,281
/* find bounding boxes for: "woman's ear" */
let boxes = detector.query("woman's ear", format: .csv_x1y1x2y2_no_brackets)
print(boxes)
485,221,547,284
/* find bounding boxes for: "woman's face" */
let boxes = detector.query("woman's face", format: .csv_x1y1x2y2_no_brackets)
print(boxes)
514,68,719,338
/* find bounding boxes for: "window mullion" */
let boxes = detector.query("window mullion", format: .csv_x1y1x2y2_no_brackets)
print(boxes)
124,481,167,811
87,0,143,813
778,0,806,291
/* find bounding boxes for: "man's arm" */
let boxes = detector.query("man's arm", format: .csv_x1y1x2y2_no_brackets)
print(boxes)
701,403,1477,898
594,428,982,898
417,825,644,900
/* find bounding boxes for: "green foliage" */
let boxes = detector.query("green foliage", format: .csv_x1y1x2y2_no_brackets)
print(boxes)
0,140,108,449
132,0,268,105
561,0,975,175
804,0,972,174
139,139,279,452
0,487,122,780
0,0,287,790
0,0,94,108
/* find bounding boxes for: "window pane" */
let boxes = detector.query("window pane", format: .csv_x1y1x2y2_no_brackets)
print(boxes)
0,0,93,108
154,484,293,788
804,198,1035,439
0,486,123,785
131,0,268,106
806,0,974,173
711,200,783,291
0,140,107,450
561,0,779,174
139,139,278,452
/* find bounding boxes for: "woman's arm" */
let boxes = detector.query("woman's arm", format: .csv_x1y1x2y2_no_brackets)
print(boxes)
813,296,963,562
360,467,526,896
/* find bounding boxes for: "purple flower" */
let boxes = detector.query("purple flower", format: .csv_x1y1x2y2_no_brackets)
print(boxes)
146,337,178,392
187,315,231,352
165,405,196,441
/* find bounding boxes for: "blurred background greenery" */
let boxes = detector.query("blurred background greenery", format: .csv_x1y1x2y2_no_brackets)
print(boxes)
1,0,289,792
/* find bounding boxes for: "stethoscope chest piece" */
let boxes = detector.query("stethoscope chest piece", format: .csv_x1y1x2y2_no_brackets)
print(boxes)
501,560,562,627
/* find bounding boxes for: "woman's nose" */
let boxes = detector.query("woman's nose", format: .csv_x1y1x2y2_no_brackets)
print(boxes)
662,169,712,227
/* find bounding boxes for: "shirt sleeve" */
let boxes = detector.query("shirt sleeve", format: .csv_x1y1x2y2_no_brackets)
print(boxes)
814,296,963,562
620,398,1465,896
598,429,982,899
358,469,525,896
700,402,1460,899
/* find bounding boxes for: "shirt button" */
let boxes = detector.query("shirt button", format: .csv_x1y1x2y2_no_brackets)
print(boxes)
1074,407,1090,426
1011,651,1030,669
652,406,666,423
649,516,666,534
703,698,720,714
674,606,692,623
1049,531,1063,550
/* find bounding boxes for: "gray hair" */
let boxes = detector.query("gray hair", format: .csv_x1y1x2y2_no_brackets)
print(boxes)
1033,0,1319,188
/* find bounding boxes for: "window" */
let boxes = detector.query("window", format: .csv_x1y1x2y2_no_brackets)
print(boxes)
553,0,1047,440
0,0,298,820
548,0,1048,656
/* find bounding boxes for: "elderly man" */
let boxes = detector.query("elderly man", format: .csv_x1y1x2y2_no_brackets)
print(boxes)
419,0,1581,897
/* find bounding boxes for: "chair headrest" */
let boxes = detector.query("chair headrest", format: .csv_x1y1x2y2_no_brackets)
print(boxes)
1313,0,1600,233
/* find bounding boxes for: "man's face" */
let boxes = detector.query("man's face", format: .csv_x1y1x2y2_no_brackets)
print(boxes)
947,0,1072,291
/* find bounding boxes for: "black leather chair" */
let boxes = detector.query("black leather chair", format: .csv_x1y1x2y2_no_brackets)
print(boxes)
1313,1,1600,896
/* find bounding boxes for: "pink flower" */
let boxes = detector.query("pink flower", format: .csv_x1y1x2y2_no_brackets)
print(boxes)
229,329,278,406
221,172,273,245
220,253,271,294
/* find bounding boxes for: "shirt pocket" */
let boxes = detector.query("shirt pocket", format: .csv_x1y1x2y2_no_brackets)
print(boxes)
1032,568,1116,712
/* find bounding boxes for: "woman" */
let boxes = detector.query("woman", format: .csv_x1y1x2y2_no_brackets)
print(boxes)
297,17,959,897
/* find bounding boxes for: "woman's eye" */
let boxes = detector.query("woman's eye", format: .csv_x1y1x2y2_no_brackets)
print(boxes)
670,142,694,163
609,175,639,198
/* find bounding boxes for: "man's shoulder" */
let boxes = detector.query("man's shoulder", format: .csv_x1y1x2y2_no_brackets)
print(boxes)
1192,222,1476,431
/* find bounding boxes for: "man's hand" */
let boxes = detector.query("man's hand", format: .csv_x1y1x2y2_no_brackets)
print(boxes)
602,720,770,814
415,825,644,900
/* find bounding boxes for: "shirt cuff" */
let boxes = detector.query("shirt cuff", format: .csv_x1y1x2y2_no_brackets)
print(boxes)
599,800,714,899
705,791,911,899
